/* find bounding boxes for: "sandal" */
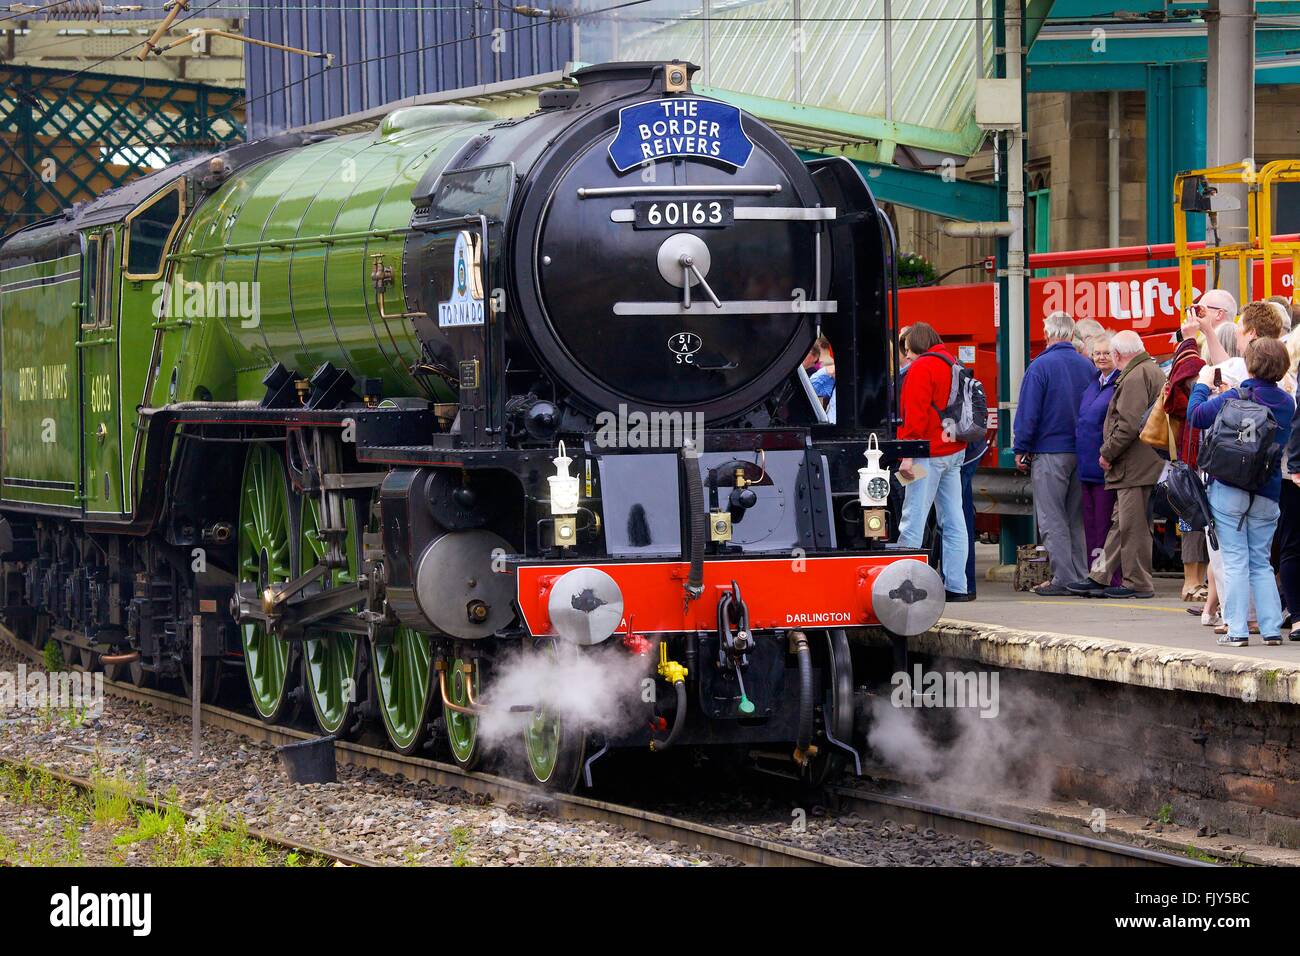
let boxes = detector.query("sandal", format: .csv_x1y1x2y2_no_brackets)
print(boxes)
1219,623,1261,634
1188,584,1209,602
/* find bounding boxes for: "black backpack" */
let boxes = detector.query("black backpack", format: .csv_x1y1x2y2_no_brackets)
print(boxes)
1158,461,1218,550
1197,385,1281,494
922,352,989,444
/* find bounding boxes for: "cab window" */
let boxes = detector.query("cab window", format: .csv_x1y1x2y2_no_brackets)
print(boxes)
97,231,115,327
82,234,99,330
124,182,183,280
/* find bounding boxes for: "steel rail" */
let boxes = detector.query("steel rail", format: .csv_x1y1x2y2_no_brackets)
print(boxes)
826,786,1214,868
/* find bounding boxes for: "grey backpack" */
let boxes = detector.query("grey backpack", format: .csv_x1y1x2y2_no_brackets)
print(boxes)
1197,385,1280,494
925,352,989,444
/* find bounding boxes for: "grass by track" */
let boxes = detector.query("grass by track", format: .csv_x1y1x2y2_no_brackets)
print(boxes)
0,760,342,867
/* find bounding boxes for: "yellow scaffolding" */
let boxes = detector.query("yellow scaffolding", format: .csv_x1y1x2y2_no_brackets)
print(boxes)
1174,160,1300,312
1256,161,1300,302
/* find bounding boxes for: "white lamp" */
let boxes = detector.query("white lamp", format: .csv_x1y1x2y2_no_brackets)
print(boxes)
858,434,890,507
548,440,579,515
548,441,580,547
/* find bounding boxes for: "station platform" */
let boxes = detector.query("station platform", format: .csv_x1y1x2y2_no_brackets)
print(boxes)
910,546,1300,706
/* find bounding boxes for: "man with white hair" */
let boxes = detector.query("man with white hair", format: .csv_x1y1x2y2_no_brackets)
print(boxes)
1186,288,1238,362
1067,330,1167,599
1011,311,1098,594
1073,317,1105,354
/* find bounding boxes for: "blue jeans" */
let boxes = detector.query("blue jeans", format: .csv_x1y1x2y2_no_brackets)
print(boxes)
1208,482,1283,639
898,450,968,594
960,456,979,596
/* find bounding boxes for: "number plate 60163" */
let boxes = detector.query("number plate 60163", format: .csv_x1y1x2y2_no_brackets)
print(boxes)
633,198,733,229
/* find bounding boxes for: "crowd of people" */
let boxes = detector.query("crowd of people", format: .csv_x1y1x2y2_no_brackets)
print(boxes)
892,290,1300,648
1017,292,1300,648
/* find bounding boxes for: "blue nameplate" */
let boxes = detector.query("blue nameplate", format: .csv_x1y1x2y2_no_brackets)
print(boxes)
608,98,754,172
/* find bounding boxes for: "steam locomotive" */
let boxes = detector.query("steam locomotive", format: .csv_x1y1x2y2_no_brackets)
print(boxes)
0,60,943,789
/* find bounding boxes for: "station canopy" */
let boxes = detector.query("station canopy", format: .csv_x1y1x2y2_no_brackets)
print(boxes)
573,0,1000,159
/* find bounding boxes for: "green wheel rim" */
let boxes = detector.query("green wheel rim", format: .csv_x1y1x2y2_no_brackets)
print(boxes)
238,444,293,721
300,497,359,735
445,658,479,764
525,708,563,783
522,641,585,788
523,641,571,785
373,626,433,752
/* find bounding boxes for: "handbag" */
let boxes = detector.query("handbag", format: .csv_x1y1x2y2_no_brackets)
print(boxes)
1140,384,1179,456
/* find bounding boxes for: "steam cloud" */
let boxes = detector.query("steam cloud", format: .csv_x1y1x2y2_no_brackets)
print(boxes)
866,666,1066,805
475,644,652,751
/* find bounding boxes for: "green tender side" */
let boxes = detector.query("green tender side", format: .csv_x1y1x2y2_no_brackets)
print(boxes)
155,117,496,409
0,244,82,510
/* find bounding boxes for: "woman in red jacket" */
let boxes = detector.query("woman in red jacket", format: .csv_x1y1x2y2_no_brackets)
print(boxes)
894,323,970,601
1165,322,1208,602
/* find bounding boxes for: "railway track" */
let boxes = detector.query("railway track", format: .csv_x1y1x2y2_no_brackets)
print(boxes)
0,627,851,867
824,787,1212,868
0,627,1209,867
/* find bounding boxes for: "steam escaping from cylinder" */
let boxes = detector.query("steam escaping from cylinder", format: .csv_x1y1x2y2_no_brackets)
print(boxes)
865,695,944,778
474,643,651,750
864,663,1066,806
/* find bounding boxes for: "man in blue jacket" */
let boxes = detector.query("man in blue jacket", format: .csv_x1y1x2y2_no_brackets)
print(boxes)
1013,312,1099,595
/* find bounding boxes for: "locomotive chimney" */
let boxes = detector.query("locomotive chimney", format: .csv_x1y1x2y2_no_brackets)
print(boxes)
569,60,698,108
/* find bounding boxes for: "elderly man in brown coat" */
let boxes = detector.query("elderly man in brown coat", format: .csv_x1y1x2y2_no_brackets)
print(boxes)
1066,330,1167,599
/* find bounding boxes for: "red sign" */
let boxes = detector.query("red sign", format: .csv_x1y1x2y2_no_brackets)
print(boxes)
903,261,1294,358
898,259,1296,464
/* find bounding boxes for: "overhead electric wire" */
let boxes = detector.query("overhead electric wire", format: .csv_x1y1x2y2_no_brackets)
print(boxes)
4,0,1275,227
0,0,92,24
125,0,663,137
31,0,226,85
0,0,230,222
1,0,654,208
0,0,1276,25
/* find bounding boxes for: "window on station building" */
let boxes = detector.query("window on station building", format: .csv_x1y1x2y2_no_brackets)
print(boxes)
1028,186,1051,278
124,182,184,281
1276,183,1300,235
